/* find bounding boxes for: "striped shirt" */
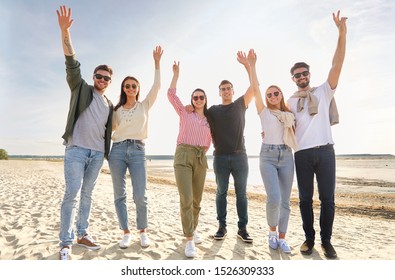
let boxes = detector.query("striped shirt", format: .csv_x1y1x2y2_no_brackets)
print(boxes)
167,88,212,150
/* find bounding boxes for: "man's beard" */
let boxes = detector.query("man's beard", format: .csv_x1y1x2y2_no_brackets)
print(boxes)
296,80,310,89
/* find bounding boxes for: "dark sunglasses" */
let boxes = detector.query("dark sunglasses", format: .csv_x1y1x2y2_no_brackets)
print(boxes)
293,71,309,79
267,91,280,98
124,84,138,90
193,95,205,101
94,73,111,82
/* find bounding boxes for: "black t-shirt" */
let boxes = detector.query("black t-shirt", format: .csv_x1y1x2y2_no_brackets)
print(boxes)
207,96,247,155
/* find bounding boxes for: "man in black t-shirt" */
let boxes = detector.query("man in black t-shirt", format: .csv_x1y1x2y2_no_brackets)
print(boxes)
207,50,256,243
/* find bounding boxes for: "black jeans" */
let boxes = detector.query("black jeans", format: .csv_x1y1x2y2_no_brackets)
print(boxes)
294,144,335,241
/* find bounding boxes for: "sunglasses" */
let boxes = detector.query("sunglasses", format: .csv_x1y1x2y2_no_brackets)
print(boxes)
94,73,111,82
124,84,138,90
219,86,232,92
267,91,280,98
193,95,205,101
293,71,309,79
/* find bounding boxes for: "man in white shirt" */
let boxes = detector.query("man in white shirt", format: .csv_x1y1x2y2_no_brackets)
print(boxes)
287,11,347,259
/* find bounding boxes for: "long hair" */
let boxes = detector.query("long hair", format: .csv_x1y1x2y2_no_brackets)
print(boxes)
114,76,140,111
265,85,291,112
190,88,209,117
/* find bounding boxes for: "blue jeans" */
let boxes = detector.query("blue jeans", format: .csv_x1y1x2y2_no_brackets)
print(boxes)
259,144,294,234
108,140,148,231
60,146,104,247
294,144,336,241
214,152,249,229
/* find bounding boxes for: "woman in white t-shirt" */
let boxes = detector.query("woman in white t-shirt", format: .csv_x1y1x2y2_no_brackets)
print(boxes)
248,51,297,254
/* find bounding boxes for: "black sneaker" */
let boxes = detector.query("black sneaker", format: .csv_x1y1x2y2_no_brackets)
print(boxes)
321,240,337,259
300,239,315,255
237,228,253,243
213,226,227,240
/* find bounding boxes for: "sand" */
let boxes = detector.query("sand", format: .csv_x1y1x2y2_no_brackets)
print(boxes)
0,158,394,261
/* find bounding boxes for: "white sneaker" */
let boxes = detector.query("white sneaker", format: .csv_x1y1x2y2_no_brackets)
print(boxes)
279,239,291,254
268,231,278,250
119,233,132,249
59,246,71,260
184,240,196,258
193,232,203,244
140,232,150,248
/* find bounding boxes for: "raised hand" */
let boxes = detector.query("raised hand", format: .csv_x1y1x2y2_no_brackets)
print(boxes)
172,61,180,76
56,5,73,32
247,49,257,66
332,10,347,35
237,51,248,66
153,45,163,62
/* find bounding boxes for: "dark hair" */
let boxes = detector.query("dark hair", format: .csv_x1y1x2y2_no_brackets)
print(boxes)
218,80,233,89
290,62,310,75
94,64,113,76
190,88,209,118
114,76,140,111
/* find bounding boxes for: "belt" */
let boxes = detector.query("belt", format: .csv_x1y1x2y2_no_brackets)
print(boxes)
178,144,206,165
312,144,332,149
121,139,144,145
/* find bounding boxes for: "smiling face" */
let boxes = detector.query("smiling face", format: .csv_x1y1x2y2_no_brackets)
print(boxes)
292,67,311,90
93,69,112,93
265,86,283,110
191,89,207,111
122,77,140,101
218,81,234,104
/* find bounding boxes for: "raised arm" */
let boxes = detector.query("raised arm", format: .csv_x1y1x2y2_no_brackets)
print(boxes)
144,46,163,108
327,10,347,90
170,61,180,89
56,5,75,56
237,51,255,107
168,61,187,115
247,49,264,114
153,45,163,70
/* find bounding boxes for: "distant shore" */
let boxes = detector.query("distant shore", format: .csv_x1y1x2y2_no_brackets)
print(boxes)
7,153,395,160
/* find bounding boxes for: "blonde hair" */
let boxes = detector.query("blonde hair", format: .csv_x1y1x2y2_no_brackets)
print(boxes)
265,85,291,112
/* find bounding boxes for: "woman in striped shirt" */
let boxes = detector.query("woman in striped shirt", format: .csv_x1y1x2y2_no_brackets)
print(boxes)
167,61,212,258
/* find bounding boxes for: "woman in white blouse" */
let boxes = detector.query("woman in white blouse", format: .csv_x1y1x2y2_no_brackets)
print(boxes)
108,46,163,250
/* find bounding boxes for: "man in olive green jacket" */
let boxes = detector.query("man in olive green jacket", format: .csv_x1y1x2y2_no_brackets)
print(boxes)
57,5,113,260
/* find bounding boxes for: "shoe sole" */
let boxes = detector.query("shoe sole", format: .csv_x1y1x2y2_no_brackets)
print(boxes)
185,253,196,258
77,243,101,250
324,253,337,259
237,234,253,243
300,249,313,255
213,233,227,240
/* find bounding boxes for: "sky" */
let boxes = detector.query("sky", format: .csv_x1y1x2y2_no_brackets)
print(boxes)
1,0,394,156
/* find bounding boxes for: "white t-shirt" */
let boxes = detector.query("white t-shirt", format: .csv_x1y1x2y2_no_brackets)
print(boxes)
287,81,335,151
259,107,285,145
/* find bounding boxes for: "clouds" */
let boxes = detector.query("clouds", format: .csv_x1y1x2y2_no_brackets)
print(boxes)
0,0,394,155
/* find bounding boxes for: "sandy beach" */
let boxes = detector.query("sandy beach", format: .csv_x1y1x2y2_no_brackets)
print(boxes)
0,157,394,260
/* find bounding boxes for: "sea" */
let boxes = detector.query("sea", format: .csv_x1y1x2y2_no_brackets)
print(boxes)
9,154,395,195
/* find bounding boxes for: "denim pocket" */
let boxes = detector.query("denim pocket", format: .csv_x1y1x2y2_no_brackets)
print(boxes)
136,142,145,151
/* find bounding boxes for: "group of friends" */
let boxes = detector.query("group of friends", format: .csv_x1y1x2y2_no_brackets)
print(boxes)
56,5,347,260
